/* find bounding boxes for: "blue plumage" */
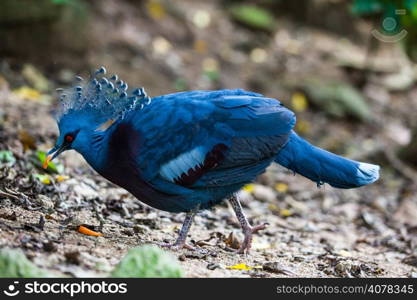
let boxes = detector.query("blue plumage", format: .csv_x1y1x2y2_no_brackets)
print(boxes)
45,67,380,252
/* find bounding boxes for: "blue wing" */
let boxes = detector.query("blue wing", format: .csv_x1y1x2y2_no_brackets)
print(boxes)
127,89,296,191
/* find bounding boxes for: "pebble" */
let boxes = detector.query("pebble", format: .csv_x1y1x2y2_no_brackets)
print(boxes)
253,185,276,202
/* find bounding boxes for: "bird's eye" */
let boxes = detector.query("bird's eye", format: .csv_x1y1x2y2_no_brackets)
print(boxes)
65,134,74,143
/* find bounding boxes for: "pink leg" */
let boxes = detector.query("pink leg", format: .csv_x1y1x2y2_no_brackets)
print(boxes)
229,194,269,254
160,210,196,251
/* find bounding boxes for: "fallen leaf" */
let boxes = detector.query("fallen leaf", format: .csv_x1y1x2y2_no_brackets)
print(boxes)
33,174,51,185
146,0,166,20
229,4,276,31
242,184,255,193
279,209,293,217
291,92,308,112
35,151,64,173
226,263,262,270
18,130,36,151
13,86,41,101
55,175,69,182
274,182,288,193
224,232,240,250
193,39,207,54
78,225,103,237
22,64,50,92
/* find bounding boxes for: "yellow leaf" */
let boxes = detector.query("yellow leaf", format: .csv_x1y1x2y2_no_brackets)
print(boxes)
291,92,308,112
274,182,288,193
55,175,69,182
268,203,280,212
242,184,255,193
147,0,166,20
193,39,207,54
226,263,261,270
280,209,292,217
18,130,37,151
34,174,51,185
13,86,41,101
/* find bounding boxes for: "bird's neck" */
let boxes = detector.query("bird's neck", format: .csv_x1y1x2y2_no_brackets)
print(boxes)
76,129,112,171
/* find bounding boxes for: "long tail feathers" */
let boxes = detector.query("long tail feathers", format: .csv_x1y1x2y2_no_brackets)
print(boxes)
275,131,380,189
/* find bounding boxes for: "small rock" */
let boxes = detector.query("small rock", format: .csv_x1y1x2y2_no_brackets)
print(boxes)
64,251,81,265
133,225,150,234
72,181,99,199
402,255,417,267
207,263,221,270
122,229,134,236
36,195,54,209
253,185,276,202
43,241,57,252
262,262,296,276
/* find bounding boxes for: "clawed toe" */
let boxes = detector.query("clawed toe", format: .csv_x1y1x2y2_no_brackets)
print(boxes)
237,222,269,254
251,222,269,234
159,241,195,251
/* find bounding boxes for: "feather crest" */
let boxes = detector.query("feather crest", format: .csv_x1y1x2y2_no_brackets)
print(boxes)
55,66,151,122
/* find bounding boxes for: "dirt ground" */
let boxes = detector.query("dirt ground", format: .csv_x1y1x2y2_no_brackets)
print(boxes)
1,0,417,278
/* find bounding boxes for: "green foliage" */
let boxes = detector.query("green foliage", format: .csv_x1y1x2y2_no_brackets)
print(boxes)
0,150,16,167
34,151,64,174
229,4,276,31
0,248,51,278
111,245,183,278
301,78,371,121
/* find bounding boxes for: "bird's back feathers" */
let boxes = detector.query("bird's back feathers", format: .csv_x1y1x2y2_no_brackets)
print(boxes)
128,89,295,187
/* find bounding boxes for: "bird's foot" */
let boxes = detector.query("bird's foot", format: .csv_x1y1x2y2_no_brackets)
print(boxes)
159,241,195,251
237,222,269,254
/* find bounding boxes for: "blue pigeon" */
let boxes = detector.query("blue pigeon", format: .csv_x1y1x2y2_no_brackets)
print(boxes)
44,67,380,253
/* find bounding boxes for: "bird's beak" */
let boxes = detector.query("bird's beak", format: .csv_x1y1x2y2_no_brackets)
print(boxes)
42,143,68,169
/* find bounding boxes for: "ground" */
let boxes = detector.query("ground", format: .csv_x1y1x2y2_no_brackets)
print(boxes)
1,0,417,278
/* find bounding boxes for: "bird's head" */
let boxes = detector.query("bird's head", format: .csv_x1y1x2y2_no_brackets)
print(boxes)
43,66,150,168
43,110,111,168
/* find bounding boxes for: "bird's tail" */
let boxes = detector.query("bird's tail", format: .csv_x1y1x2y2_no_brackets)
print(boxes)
275,131,380,188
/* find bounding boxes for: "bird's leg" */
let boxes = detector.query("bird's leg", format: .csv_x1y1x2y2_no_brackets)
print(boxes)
229,194,269,254
160,210,196,251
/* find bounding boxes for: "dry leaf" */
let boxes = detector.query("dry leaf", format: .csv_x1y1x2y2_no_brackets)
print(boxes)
226,263,262,270
274,182,288,193
291,92,308,112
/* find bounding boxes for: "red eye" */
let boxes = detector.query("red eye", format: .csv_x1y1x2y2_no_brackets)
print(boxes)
65,134,74,143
